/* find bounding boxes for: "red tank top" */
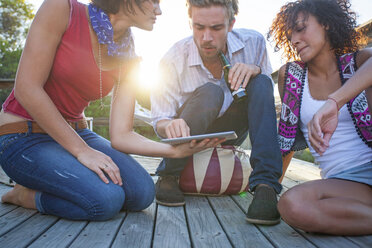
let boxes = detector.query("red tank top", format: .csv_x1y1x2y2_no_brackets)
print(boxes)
2,0,119,121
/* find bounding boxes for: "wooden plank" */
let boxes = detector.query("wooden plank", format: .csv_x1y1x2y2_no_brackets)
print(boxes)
0,184,17,216
0,207,36,236
0,203,17,217
28,219,87,248
281,176,301,190
0,83,14,89
112,203,155,248
286,158,321,180
69,212,125,248
185,196,232,248
296,230,360,248
131,155,161,176
153,204,191,248
0,169,14,186
0,183,11,194
0,213,58,247
232,194,317,248
345,235,372,247
280,177,300,195
208,196,274,248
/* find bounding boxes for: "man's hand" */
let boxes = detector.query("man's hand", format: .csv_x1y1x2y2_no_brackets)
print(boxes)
307,99,339,155
228,63,261,90
162,118,190,138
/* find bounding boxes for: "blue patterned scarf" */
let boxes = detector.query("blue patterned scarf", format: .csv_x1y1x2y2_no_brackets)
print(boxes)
88,3,136,58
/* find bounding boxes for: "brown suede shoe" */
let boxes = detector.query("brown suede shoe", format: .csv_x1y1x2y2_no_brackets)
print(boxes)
155,175,185,207
246,185,281,225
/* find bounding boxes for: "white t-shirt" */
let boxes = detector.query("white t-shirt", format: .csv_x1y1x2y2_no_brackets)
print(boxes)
299,71,372,178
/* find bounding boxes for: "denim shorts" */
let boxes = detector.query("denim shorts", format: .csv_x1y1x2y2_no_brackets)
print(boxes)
328,161,372,186
0,128,155,220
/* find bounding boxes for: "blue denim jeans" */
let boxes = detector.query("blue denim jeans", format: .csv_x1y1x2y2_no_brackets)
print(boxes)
0,127,155,220
156,75,283,193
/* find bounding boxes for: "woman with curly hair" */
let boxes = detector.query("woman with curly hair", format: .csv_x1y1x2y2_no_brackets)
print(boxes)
269,0,372,235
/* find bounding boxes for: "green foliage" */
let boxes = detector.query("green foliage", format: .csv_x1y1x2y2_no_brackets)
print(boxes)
84,96,111,139
0,39,22,78
0,88,13,106
84,95,159,141
0,0,34,78
134,125,160,142
293,148,315,163
0,0,34,47
84,96,111,118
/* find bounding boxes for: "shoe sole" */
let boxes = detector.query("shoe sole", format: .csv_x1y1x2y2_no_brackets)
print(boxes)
156,199,185,207
246,217,281,225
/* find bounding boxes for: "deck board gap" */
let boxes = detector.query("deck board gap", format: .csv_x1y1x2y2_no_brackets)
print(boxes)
25,217,60,248
182,203,194,248
67,221,90,247
0,209,38,237
206,196,236,248
150,203,159,248
110,211,128,248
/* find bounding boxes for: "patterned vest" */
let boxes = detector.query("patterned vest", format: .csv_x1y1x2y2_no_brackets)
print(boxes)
278,52,372,156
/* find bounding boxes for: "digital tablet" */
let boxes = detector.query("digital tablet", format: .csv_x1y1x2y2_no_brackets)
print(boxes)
161,131,237,145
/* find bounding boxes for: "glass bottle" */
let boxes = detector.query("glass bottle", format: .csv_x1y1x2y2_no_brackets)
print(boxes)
218,51,248,102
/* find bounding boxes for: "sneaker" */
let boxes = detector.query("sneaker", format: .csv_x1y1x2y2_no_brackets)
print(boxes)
246,185,281,225
155,175,185,207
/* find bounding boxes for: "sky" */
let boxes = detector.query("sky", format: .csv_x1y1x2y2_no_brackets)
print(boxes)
28,0,372,90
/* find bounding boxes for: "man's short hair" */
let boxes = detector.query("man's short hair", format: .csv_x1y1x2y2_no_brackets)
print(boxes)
186,0,239,23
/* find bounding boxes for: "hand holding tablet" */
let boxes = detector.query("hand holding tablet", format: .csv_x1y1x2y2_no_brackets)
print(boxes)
161,131,237,145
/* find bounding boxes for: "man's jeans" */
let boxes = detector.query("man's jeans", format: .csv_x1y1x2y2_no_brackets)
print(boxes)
0,128,155,220
156,74,283,193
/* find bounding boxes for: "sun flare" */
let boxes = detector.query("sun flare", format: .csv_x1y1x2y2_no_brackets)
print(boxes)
137,58,160,91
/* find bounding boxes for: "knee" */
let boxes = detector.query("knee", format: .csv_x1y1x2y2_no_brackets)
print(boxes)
278,189,309,226
195,82,224,107
88,185,125,221
247,74,273,95
125,175,155,211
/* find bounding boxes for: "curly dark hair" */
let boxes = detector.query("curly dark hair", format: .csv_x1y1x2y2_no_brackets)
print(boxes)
267,0,364,61
91,0,153,15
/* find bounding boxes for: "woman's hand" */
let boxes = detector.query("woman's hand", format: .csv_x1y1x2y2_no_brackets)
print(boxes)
171,138,225,158
77,147,123,186
307,99,339,155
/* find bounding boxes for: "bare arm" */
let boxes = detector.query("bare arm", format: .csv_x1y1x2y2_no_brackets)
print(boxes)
14,0,121,185
308,48,372,154
110,71,223,158
328,48,372,109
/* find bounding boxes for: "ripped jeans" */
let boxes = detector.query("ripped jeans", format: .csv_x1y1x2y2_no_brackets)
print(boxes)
0,128,155,221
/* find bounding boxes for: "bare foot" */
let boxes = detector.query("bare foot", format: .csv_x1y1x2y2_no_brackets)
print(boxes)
1,184,36,209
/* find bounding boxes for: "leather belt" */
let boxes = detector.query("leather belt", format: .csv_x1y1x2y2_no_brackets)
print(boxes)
0,119,88,136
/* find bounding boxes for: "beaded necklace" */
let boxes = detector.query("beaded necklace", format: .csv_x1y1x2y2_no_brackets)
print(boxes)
98,44,121,109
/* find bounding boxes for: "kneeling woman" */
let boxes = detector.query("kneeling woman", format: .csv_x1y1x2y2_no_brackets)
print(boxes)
269,0,372,235
0,0,220,221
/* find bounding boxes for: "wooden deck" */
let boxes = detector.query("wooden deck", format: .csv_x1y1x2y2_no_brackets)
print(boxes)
0,155,371,247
